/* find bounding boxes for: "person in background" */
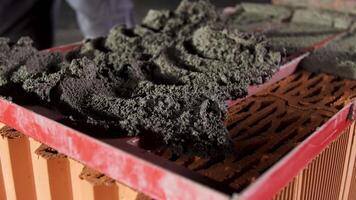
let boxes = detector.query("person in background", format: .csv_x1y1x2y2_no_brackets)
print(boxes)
0,0,134,49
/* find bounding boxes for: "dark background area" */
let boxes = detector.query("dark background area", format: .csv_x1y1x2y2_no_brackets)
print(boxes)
56,0,268,45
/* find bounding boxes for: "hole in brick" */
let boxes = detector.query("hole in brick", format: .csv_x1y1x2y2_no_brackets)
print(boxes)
291,73,304,82
270,85,280,93
257,101,274,111
319,112,334,119
331,84,343,95
331,76,343,83
326,94,343,107
283,82,303,94
296,130,314,142
230,128,249,139
277,111,287,118
192,156,225,171
248,107,278,126
307,77,323,90
43,148,58,154
234,138,269,155
303,87,322,98
309,98,323,104
95,174,105,179
236,102,255,114
291,91,301,96
307,72,318,80
275,116,300,133
269,134,297,153
334,104,344,110
302,117,312,126
297,101,306,107
227,114,251,130
223,163,260,190
255,121,273,135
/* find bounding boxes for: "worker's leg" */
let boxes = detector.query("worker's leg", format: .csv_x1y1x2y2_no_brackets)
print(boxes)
65,0,134,38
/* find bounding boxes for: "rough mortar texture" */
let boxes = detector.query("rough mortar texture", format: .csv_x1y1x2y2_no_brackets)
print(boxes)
227,3,292,29
226,3,353,54
302,32,356,79
0,0,282,157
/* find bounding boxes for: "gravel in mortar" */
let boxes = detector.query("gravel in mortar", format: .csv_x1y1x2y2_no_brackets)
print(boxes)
0,0,282,156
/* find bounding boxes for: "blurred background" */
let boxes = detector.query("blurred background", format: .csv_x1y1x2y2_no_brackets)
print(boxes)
56,0,268,45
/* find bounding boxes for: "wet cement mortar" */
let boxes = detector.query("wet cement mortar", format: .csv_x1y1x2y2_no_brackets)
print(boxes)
302,31,356,79
226,3,353,54
225,3,292,32
0,37,63,101
0,0,282,156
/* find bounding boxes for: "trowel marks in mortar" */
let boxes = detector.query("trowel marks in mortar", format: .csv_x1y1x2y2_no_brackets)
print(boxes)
0,0,282,157
226,3,352,55
302,32,356,79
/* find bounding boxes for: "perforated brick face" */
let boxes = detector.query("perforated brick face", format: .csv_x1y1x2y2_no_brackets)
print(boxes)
154,70,356,192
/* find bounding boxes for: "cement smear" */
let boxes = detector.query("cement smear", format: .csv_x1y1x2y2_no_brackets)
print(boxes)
226,3,292,32
267,7,351,54
226,3,352,54
291,8,353,29
266,23,341,54
302,32,356,79
0,0,281,156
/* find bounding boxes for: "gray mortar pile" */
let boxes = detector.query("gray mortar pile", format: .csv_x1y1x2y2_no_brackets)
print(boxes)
0,0,281,156
226,3,354,55
0,37,63,101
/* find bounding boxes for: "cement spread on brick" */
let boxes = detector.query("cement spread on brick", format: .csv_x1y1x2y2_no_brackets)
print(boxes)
226,3,292,31
226,3,352,54
302,31,356,79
